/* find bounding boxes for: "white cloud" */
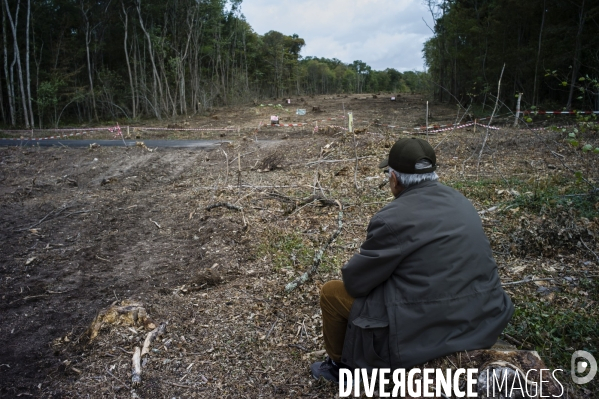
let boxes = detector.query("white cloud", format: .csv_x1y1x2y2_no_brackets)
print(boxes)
240,0,434,71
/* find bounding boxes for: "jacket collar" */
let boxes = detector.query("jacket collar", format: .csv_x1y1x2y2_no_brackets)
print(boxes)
394,180,438,199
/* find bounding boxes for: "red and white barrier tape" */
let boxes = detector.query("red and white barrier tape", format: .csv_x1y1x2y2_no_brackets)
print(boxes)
529,124,575,131
3,130,99,141
265,123,307,127
314,116,346,122
1,125,236,141
413,121,502,134
264,116,346,127
413,123,459,131
370,122,403,128
523,110,599,115
139,127,236,131
1,127,113,134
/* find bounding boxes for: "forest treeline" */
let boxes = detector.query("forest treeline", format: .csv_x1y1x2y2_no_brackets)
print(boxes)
1,0,427,128
423,0,599,112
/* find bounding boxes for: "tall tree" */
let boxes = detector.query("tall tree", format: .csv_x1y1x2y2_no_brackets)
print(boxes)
4,0,30,127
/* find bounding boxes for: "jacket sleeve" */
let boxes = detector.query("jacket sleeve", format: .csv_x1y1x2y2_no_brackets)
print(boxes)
341,214,403,297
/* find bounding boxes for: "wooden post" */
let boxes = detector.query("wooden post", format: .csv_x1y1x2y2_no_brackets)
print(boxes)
514,93,523,127
237,152,241,191
348,112,353,133
426,101,429,138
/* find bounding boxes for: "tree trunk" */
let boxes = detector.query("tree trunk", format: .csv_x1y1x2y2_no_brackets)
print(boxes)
1,2,14,125
81,1,98,122
25,0,33,127
0,52,4,123
120,1,136,119
566,0,585,110
136,0,162,119
4,0,30,128
532,0,546,107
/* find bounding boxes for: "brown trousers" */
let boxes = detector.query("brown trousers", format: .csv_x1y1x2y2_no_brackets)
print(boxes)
320,280,355,363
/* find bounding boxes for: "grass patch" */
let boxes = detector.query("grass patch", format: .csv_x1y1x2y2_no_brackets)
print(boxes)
256,230,314,271
504,298,598,372
447,176,598,218
255,227,348,275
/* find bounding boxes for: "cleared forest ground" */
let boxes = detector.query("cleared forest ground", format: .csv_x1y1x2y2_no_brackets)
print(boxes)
1,94,598,398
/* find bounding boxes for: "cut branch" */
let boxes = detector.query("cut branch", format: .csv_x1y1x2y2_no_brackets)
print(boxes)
141,322,166,357
15,205,73,231
132,346,141,386
205,202,242,212
502,277,556,287
285,202,343,292
477,63,505,178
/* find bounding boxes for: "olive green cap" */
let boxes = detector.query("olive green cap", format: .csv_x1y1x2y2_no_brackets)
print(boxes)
378,137,437,174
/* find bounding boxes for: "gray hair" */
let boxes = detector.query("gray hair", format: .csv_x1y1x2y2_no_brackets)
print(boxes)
389,160,438,188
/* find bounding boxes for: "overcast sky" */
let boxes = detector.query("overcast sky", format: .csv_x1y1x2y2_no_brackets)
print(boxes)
240,0,435,72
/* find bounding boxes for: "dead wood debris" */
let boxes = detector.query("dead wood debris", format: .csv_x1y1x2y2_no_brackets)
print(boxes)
267,192,343,214
135,141,153,152
132,347,142,386
101,176,118,186
205,202,242,212
285,201,344,292
141,322,167,357
87,300,156,341
254,152,284,172
14,205,73,231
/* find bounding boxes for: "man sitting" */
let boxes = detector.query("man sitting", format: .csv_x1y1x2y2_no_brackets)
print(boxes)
311,137,514,381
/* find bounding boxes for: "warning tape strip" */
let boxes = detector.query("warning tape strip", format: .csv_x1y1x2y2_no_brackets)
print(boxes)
411,116,502,131
1,127,111,134
0,125,237,141
139,127,236,131
415,122,502,134
530,124,576,131
523,110,599,115
263,112,515,131
3,130,99,141
264,123,307,127
314,116,346,122
264,116,346,127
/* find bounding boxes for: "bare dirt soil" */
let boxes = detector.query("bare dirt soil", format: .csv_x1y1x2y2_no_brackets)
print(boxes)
1,94,597,398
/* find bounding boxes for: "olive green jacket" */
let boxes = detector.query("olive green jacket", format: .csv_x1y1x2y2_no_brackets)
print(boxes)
340,180,514,369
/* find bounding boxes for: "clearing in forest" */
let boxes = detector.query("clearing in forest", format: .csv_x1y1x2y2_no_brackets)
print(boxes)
1,94,597,398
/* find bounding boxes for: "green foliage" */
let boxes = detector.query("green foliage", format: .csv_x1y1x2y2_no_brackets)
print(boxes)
561,125,599,155
447,176,598,219
504,299,598,371
296,57,424,95
423,0,599,108
36,79,64,110
256,232,314,271
2,0,438,127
